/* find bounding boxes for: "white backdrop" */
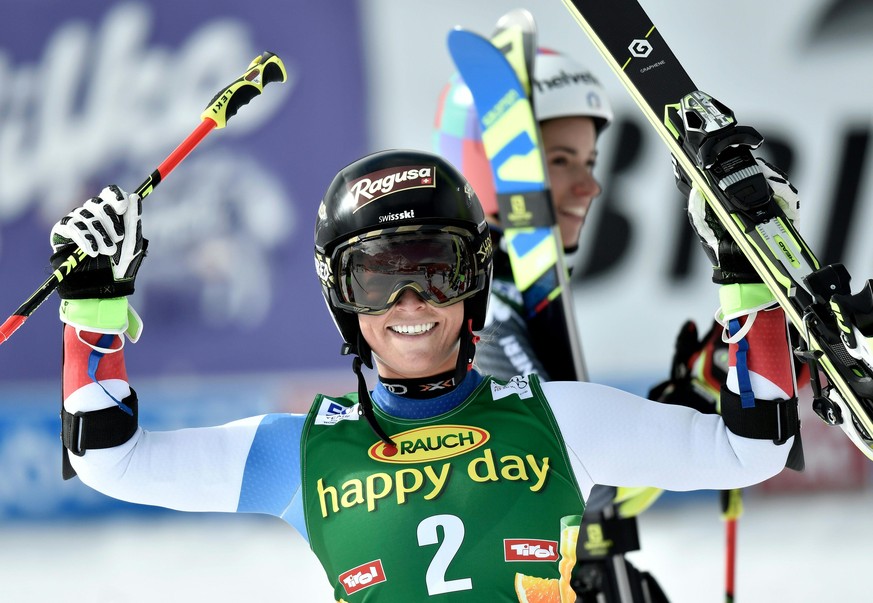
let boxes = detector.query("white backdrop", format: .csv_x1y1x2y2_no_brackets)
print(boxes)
360,0,873,386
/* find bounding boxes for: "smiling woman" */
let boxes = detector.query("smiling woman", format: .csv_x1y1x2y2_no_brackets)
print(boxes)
315,149,493,415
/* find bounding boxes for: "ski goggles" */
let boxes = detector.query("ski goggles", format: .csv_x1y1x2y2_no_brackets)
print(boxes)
334,228,485,315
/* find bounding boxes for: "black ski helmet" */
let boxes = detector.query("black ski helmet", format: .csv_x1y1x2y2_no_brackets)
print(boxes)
315,149,493,368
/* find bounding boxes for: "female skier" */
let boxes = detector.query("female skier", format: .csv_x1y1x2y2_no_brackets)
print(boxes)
53,149,797,602
433,47,613,380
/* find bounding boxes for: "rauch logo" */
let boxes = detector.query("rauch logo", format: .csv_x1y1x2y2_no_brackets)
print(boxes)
369,425,489,464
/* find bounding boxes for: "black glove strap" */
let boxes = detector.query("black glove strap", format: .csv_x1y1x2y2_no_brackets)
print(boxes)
61,390,138,480
711,239,761,285
720,386,798,444
51,239,147,300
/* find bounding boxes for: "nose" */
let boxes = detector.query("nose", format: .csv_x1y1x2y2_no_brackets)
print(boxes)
393,287,427,309
571,170,601,198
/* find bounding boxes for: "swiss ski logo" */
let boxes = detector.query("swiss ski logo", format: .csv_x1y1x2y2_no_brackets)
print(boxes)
315,399,359,425
378,209,415,223
339,559,386,595
504,539,559,562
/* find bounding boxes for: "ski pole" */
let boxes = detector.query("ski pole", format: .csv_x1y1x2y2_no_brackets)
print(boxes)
721,488,743,603
726,516,737,603
0,52,287,346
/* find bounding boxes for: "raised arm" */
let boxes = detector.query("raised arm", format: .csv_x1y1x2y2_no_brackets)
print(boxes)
54,186,305,522
547,159,802,498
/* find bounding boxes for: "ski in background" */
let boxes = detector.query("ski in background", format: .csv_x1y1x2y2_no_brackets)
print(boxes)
447,16,588,382
450,12,659,602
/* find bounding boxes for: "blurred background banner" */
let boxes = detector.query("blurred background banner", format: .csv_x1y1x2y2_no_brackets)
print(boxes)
0,0,367,382
0,0,368,520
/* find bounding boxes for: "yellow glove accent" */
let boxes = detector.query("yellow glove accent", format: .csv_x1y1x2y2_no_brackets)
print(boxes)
614,486,664,518
721,489,744,521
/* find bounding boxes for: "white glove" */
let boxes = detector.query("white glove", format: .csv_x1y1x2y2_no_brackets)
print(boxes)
50,185,144,283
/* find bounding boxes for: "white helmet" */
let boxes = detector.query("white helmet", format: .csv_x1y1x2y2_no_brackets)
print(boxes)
433,48,613,214
531,49,613,130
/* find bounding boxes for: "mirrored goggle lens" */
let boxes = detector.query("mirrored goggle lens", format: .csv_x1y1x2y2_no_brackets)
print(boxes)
337,231,478,314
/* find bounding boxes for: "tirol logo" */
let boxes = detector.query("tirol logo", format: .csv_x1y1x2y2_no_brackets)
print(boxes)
339,559,386,595
369,425,489,464
504,539,559,562
349,165,435,212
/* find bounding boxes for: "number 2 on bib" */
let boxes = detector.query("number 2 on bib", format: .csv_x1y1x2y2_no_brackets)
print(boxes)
417,514,473,595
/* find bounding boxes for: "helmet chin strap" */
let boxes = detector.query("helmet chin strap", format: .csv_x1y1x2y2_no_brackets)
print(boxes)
343,330,396,447
352,355,397,448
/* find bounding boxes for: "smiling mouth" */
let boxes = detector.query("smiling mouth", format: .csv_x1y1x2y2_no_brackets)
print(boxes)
390,322,436,335
560,206,588,220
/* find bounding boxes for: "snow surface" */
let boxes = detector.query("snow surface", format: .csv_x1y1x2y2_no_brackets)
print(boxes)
1,490,870,602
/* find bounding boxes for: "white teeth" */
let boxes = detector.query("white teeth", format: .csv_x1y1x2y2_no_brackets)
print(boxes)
390,323,435,335
562,206,588,219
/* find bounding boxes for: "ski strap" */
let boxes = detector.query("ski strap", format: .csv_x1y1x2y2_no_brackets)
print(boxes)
61,390,139,457
720,387,797,445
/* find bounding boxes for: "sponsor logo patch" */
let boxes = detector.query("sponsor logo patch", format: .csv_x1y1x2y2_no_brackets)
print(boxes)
368,425,489,464
339,559,386,595
348,165,435,212
504,538,559,562
378,209,415,223
491,375,533,400
315,399,359,425
314,253,331,284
